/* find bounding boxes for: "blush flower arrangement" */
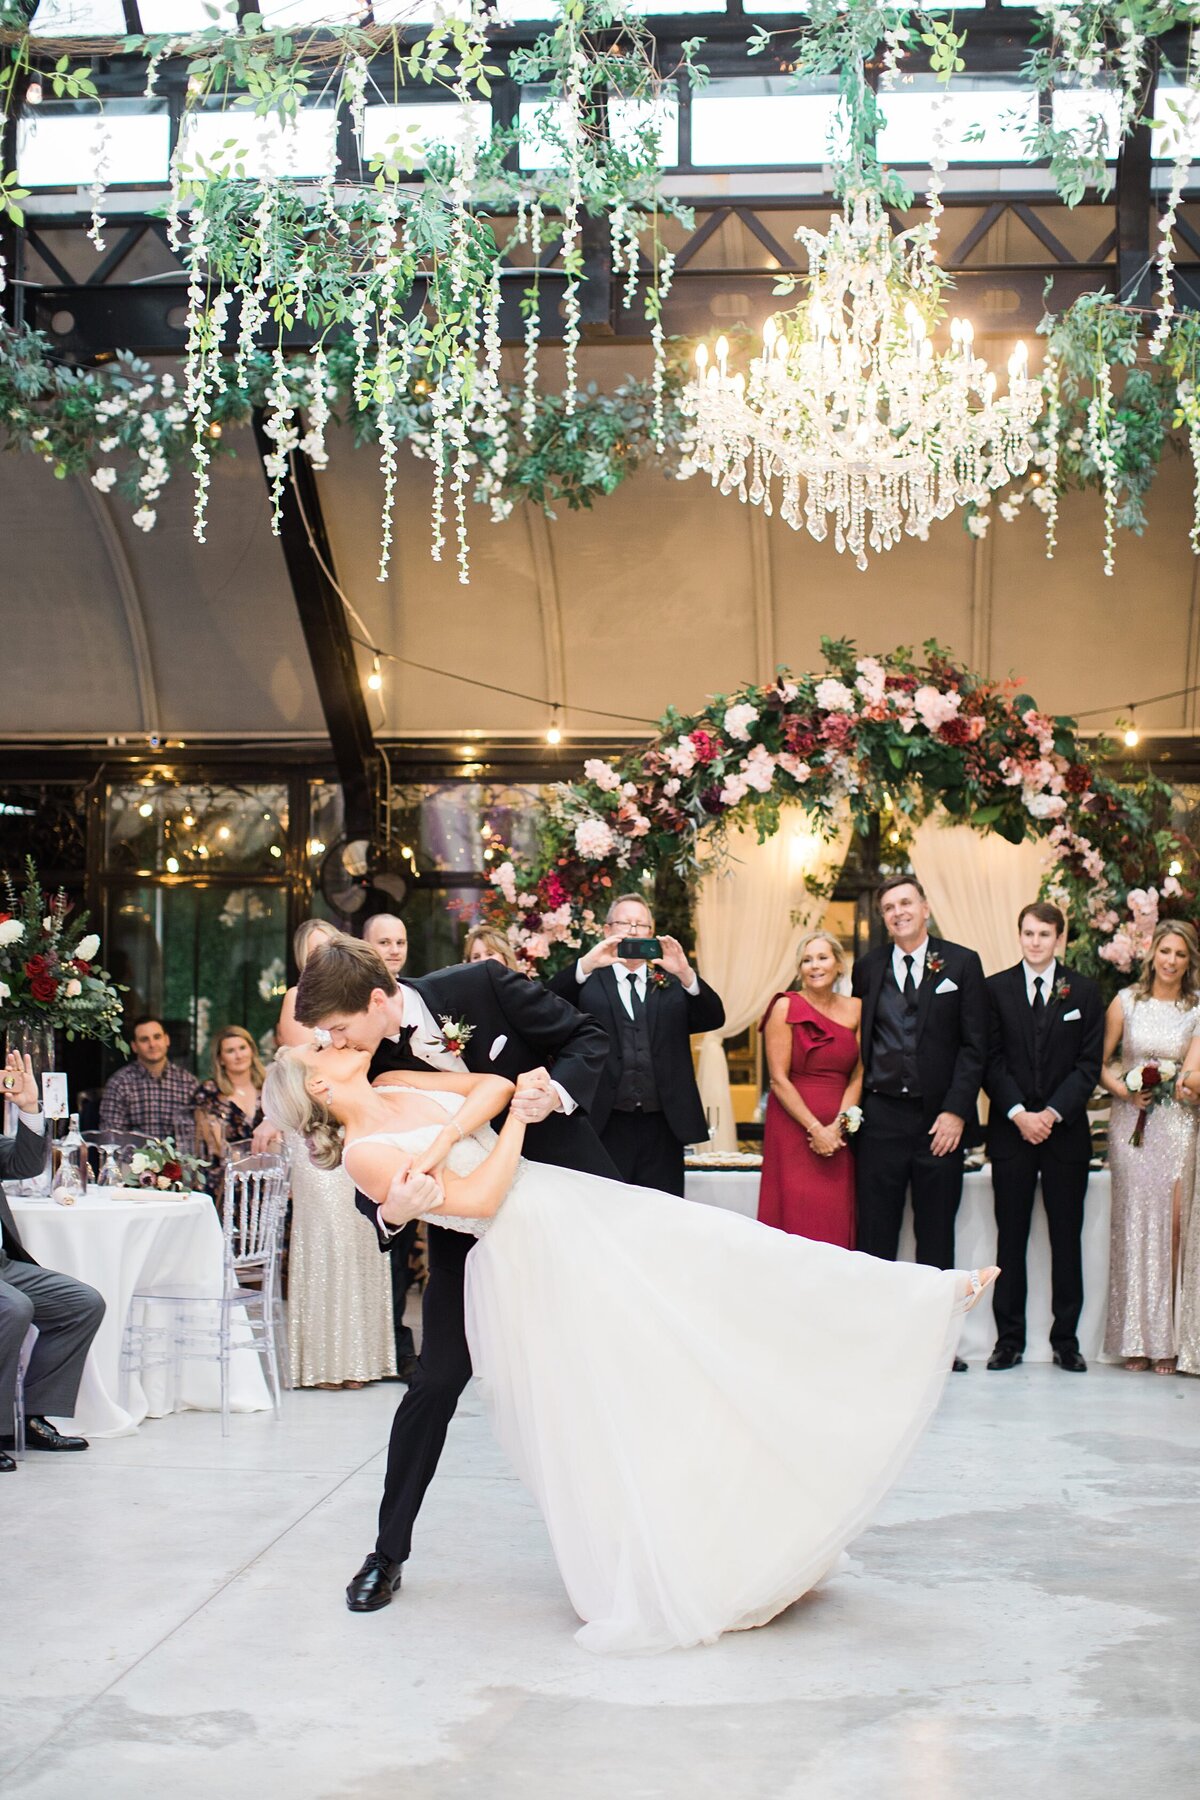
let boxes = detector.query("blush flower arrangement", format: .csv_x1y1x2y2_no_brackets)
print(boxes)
0,858,127,1049
466,639,1196,990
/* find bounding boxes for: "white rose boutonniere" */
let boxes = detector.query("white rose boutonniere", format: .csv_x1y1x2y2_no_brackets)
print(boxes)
438,1016,475,1058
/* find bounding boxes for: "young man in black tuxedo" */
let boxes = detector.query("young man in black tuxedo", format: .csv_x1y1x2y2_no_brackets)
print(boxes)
292,936,616,1613
984,900,1103,1372
852,876,987,1369
548,892,725,1195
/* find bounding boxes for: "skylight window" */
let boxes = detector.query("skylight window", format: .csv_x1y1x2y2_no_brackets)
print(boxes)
177,107,337,180
17,103,170,188
30,0,125,30
877,81,1037,164
691,80,841,168
362,103,492,169
1051,87,1122,161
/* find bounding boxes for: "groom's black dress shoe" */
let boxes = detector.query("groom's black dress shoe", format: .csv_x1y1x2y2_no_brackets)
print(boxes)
0,1449,15,1472
952,1356,968,1373
1053,1348,1088,1372
346,1551,404,1613
987,1347,1023,1371
23,1416,89,1451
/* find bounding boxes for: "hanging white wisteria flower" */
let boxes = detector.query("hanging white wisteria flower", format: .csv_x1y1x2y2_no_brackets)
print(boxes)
1042,349,1060,560
1149,34,1200,356
1087,356,1118,578
86,112,110,254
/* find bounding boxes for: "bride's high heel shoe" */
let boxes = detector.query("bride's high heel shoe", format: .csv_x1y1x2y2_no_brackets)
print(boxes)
962,1267,1000,1311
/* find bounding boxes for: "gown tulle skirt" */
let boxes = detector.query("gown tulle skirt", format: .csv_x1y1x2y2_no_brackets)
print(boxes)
462,1158,964,1655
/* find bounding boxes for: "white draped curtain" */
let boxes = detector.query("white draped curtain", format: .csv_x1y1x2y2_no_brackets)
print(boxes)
695,809,852,1150
909,814,1055,977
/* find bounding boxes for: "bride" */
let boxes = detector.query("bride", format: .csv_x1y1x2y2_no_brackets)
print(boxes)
264,1042,997,1656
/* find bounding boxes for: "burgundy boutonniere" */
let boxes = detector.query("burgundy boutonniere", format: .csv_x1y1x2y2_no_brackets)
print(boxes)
926,952,944,979
437,1015,475,1057
647,965,671,991
1054,979,1071,1005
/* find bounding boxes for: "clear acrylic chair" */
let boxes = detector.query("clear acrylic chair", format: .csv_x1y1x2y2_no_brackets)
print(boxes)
226,1143,292,1393
120,1155,289,1435
12,1325,36,1460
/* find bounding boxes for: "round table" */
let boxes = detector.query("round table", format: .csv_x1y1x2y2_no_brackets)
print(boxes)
683,1165,1114,1365
9,1186,273,1437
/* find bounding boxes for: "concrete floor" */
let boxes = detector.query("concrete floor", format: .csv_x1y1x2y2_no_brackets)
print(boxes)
2,1363,1197,1800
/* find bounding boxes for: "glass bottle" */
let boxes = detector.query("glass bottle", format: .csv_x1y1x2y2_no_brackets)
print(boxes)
52,1113,88,1204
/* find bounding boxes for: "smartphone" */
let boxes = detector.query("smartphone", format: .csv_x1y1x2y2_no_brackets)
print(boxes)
617,936,661,960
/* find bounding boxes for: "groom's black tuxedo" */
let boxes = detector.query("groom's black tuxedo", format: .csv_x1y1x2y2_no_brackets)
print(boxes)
852,934,987,1269
364,958,618,1566
984,962,1103,1357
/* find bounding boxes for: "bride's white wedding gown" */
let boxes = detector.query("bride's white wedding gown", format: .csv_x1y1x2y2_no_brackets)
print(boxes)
360,1092,966,1655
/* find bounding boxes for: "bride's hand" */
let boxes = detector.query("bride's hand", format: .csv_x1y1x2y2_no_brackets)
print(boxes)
380,1167,443,1227
412,1125,459,1175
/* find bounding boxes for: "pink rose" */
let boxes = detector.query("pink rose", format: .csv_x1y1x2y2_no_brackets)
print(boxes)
913,685,962,733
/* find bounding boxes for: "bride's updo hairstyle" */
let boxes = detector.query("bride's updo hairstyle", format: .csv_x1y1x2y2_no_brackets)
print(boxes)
262,1047,345,1171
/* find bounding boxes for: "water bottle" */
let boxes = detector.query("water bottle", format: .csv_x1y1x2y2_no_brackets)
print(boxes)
52,1113,88,1203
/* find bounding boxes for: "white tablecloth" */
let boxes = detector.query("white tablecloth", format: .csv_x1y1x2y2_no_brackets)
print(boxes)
9,1187,273,1436
684,1167,1113,1364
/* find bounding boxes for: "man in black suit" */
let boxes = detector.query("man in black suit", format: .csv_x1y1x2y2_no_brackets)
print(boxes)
852,876,987,1369
292,936,616,1613
984,900,1103,1373
0,1051,105,1471
548,893,725,1195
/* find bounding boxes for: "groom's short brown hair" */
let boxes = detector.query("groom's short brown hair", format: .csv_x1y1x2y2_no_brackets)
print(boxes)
294,936,398,1025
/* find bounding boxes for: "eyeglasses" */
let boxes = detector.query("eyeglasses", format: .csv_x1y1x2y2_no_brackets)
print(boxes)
605,918,651,932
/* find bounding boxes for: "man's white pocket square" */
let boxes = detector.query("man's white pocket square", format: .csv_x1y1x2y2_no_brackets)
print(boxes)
934,977,958,994
1062,1008,1082,1022
489,1034,508,1061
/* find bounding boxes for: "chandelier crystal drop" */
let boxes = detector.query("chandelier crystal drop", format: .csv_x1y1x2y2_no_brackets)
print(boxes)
680,192,1045,569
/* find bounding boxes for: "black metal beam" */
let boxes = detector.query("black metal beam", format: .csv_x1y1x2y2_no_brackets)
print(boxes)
1115,54,1158,304
249,416,378,837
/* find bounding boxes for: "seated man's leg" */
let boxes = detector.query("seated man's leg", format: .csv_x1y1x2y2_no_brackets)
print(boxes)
0,1261,104,1420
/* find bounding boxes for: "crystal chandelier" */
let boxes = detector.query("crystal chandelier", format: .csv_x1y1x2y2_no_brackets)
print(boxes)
680,191,1045,569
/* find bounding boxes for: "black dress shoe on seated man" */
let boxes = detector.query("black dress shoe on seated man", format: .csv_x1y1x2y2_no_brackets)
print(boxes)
346,1551,404,1613
24,1416,90,1451
987,1346,1023,1370
1053,1348,1087,1372
0,1449,15,1472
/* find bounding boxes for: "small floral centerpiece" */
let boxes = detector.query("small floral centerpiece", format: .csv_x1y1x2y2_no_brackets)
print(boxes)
124,1137,209,1193
0,857,127,1048
1124,1060,1179,1148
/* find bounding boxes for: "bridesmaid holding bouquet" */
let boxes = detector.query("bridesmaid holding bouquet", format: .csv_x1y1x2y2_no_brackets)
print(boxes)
758,931,862,1248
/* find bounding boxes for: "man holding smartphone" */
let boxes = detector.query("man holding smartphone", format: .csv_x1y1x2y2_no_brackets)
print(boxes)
548,894,725,1194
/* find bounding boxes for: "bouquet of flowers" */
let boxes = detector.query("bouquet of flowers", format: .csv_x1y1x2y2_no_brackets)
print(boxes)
124,1137,209,1193
0,857,127,1048
1124,1060,1179,1148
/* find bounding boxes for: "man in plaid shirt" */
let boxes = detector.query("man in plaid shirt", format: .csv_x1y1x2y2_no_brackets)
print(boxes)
100,1016,199,1143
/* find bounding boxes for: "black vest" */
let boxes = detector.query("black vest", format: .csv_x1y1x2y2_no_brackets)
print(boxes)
869,971,922,1098
612,988,661,1113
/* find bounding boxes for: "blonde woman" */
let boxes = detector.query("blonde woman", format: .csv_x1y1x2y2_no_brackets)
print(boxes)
465,926,523,972
758,931,862,1246
263,1040,996,1655
194,1025,267,1200
1101,921,1200,1373
277,917,396,1390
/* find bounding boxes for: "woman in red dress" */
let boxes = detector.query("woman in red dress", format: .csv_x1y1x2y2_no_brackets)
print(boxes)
758,931,862,1247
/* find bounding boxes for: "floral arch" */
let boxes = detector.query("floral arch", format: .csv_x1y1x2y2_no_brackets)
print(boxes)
476,640,1195,990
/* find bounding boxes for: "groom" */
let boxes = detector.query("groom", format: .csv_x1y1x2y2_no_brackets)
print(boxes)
293,936,616,1613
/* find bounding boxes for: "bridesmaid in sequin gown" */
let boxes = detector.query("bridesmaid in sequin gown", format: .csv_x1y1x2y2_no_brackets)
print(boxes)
1172,1023,1200,1376
274,918,396,1389
758,931,862,1247
1100,923,1200,1373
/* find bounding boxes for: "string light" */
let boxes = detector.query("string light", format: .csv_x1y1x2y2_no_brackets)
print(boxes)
1170,859,1184,877
25,79,42,106
367,655,383,692
546,706,563,747
1122,711,1140,748
138,801,153,818
165,856,180,874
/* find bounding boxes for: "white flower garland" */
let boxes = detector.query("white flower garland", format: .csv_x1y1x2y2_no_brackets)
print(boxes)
1087,355,1118,577
1042,349,1060,559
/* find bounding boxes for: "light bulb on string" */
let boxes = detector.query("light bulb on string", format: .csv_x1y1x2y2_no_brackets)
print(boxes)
546,707,563,747
367,655,383,693
1122,712,1140,749
25,79,42,106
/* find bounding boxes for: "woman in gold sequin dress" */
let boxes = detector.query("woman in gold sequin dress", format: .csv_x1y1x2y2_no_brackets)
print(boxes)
1172,1024,1200,1376
1101,923,1200,1374
277,920,396,1390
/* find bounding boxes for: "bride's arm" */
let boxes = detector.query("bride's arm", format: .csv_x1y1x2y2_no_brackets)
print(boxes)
371,1069,515,1172
341,1140,445,1227
437,1112,527,1218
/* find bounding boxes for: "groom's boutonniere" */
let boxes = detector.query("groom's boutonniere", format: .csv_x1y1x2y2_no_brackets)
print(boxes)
926,952,944,979
437,1016,475,1057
